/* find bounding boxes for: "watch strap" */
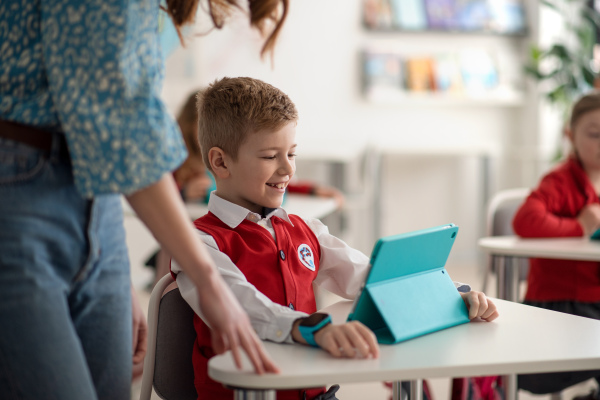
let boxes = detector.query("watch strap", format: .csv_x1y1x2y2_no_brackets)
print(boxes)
298,314,332,347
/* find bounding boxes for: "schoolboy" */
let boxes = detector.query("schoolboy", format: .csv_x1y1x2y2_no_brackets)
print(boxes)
171,77,499,400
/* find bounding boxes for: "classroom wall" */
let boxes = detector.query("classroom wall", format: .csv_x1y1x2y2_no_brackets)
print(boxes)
161,0,551,262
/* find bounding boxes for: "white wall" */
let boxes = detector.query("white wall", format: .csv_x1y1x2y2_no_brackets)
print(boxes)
162,0,542,261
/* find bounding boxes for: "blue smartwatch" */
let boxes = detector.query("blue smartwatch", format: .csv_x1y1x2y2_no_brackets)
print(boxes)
298,313,332,347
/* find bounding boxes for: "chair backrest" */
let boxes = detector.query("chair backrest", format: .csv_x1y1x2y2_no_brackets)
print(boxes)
154,289,197,400
139,274,197,400
482,188,531,292
486,188,531,237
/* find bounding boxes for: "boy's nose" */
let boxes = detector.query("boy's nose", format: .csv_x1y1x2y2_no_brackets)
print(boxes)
278,158,295,175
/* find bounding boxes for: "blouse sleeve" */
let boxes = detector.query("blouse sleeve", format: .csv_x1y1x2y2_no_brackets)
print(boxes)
513,173,583,237
41,0,186,197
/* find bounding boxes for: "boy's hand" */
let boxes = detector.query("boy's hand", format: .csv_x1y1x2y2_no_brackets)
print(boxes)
460,291,499,322
577,204,600,236
293,320,379,359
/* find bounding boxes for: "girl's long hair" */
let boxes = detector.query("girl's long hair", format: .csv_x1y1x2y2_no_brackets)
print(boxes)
162,0,288,57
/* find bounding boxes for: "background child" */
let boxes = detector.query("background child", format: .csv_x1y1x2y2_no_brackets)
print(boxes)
171,77,499,400
513,91,600,399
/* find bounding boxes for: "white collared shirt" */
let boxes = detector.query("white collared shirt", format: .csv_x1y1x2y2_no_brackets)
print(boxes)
173,192,470,344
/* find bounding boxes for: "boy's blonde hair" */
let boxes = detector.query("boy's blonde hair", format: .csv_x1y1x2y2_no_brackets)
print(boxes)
570,91,600,130
196,77,298,171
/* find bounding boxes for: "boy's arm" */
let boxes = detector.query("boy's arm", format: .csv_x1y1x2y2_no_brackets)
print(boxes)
304,218,371,298
174,231,309,344
307,218,473,297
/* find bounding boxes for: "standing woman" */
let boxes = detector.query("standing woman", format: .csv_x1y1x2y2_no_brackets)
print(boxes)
0,1,286,399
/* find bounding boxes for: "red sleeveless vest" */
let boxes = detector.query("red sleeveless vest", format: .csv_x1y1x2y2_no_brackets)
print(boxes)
191,212,324,400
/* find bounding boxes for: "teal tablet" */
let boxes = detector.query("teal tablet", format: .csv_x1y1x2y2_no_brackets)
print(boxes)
347,223,470,344
591,228,600,240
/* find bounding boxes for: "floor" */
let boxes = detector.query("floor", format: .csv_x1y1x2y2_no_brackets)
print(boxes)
126,214,596,400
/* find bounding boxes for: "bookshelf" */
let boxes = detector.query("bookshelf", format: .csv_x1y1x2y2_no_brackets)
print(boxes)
363,0,527,35
360,0,529,107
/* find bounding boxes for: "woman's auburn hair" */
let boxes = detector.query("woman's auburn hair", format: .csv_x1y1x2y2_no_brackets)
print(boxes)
162,0,289,56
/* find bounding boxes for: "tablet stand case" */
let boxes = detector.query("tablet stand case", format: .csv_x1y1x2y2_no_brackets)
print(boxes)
348,224,470,344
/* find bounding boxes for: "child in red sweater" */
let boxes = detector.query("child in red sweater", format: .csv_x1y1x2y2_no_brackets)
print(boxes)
172,77,499,400
513,92,600,398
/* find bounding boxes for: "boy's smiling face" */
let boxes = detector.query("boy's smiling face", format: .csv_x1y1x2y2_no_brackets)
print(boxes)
214,122,297,214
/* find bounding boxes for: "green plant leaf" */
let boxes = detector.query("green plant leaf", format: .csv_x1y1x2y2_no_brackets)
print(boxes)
581,65,596,87
524,65,544,79
580,6,600,29
541,0,559,11
547,44,572,61
530,45,543,62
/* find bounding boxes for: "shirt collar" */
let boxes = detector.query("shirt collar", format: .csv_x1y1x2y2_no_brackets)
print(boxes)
207,192,294,229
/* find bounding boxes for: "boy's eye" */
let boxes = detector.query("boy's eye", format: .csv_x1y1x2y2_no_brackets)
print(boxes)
288,153,297,159
262,155,277,160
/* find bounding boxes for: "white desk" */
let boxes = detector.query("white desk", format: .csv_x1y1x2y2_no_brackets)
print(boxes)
478,235,600,399
122,193,339,221
209,299,600,400
478,236,600,302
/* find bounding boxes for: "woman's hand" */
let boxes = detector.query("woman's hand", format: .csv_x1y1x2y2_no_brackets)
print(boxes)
197,271,280,374
460,291,499,321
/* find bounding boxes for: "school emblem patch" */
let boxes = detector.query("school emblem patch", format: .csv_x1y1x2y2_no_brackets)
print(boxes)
297,244,316,271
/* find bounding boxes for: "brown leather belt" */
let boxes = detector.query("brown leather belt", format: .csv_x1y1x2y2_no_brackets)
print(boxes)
0,119,54,151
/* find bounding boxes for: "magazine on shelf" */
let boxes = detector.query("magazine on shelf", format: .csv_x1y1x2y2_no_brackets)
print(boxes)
424,0,457,30
454,0,490,31
389,0,427,30
434,54,463,93
487,0,527,34
459,50,498,94
363,0,394,29
363,52,405,98
406,57,436,92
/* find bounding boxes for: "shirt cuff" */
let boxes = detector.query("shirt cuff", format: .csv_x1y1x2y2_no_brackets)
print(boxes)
254,310,308,344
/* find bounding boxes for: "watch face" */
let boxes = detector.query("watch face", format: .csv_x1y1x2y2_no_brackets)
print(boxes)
300,313,330,327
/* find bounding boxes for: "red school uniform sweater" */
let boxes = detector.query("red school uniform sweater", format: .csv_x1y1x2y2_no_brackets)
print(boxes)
191,212,326,400
512,156,600,302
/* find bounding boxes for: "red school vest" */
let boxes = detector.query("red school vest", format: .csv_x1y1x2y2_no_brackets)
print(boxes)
191,212,324,400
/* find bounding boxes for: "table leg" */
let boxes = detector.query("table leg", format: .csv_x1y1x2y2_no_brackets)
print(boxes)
504,373,518,400
392,381,403,400
495,255,520,400
233,389,276,400
392,380,423,400
495,255,519,302
410,379,423,400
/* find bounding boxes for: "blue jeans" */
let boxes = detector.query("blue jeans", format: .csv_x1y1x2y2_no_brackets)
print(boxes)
0,134,132,400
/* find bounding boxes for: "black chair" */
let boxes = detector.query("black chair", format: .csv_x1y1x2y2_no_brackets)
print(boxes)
140,274,197,400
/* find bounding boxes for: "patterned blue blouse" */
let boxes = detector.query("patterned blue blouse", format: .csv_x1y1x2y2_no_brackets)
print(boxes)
0,0,187,197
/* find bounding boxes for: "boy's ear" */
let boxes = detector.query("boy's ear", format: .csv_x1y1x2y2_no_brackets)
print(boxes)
208,147,230,179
